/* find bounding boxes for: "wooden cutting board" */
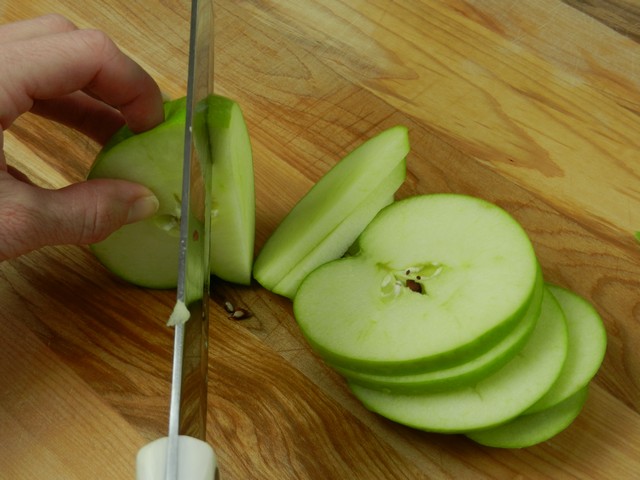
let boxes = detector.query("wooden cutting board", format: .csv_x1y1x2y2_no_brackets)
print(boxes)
1,1,639,478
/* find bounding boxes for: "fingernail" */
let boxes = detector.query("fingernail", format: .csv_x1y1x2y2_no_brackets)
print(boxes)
126,194,159,224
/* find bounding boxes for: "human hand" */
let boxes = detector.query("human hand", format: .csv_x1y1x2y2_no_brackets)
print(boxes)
0,14,165,261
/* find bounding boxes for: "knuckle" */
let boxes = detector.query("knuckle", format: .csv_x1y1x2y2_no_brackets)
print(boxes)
76,28,118,59
0,199,40,261
74,191,121,245
38,13,77,33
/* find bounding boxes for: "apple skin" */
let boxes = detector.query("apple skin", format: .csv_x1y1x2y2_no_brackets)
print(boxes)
524,284,607,414
466,386,589,448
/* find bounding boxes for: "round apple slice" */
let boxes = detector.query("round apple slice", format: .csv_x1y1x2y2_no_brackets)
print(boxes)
349,287,569,433
333,268,543,393
466,386,588,448
524,284,607,414
253,126,409,299
293,194,540,375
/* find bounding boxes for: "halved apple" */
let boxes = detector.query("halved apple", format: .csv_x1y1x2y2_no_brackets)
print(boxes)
87,95,255,288
253,126,409,299
293,194,541,375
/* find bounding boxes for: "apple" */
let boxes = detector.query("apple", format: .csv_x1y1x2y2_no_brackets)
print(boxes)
87,95,255,288
293,194,541,375
348,287,569,432
332,268,543,393
253,126,409,299
465,386,588,448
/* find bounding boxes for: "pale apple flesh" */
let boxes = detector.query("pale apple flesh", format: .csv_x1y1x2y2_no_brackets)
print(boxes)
333,269,543,393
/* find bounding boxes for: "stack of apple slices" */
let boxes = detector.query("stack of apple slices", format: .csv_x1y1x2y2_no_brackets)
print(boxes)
254,129,606,448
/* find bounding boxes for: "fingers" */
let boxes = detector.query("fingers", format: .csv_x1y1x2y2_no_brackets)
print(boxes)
0,130,4,171
0,14,77,44
0,17,164,136
0,171,159,261
29,92,127,145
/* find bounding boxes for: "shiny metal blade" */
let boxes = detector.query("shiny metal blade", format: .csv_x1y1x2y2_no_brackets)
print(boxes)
166,0,214,479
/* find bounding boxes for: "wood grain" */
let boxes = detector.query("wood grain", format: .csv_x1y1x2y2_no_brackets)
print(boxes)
1,0,639,478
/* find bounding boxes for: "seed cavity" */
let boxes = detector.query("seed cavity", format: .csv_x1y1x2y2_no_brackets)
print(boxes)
380,263,443,300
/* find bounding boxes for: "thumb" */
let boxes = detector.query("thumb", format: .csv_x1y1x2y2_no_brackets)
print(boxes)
0,172,159,261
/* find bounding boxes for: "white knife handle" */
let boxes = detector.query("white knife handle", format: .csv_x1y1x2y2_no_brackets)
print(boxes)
136,436,217,480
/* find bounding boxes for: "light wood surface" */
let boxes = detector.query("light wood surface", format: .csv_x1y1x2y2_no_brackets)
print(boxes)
1,1,639,478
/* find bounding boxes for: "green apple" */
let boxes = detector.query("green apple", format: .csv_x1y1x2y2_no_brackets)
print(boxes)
88,95,255,288
349,287,569,432
524,284,607,414
293,194,541,375
466,386,588,448
332,268,543,393
253,126,409,299
89,99,186,288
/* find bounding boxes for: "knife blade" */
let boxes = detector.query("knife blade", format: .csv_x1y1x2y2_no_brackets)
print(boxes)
136,1,216,479
169,0,214,442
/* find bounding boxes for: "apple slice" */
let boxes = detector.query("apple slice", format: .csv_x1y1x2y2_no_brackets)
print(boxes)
253,126,410,299
269,160,405,298
332,268,543,393
348,287,569,432
207,95,255,285
466,386,588,448
88,95,255,288
293,194,541,375
524,284,607,414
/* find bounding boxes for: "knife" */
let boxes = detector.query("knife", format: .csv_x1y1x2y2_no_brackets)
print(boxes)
136,0,217,479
